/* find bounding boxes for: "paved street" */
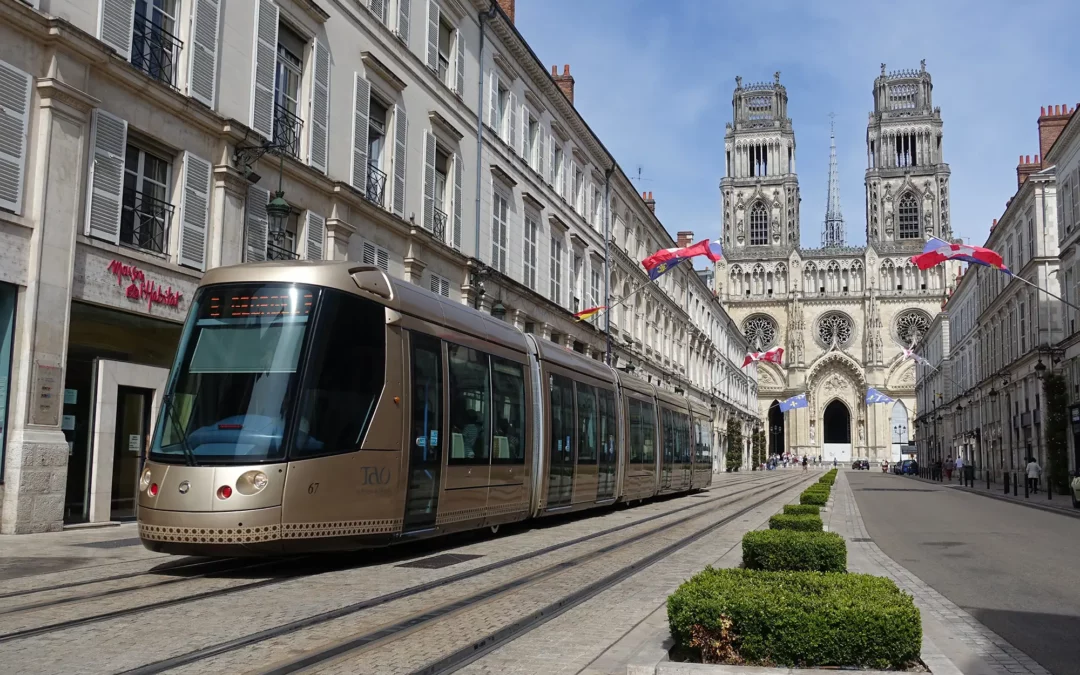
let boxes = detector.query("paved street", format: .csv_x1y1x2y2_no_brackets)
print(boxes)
848,471,1080,675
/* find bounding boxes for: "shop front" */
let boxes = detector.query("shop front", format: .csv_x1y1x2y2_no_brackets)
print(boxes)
63,247,195,524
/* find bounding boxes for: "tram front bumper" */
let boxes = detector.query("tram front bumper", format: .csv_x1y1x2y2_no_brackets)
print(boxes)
138,505,284,556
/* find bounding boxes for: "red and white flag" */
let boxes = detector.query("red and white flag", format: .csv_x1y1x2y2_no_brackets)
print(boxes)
742,346,783,368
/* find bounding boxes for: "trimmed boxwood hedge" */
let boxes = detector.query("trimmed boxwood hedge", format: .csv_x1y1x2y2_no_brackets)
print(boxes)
742,530,846,572
667,568,921,668
769,513,823,531
818,475,836,486
800,490,828,506
783,504,820,516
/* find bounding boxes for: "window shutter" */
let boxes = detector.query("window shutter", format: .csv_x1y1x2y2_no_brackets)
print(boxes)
84,109,128,244
350,74,370,193
0,59,32,215
454,31,465,97
487,71,498,128
308,38,330,173
250,0,278,139
244,185,269,262
430,274,449,297
305,211,325,260
178,151,212,270
584,173,592,219
368,0,387,24
453,152,463,249
422,130,436,232
425,0,440,72
97,0,136,59
396,0,410,43
362,241,376,265
549,138,557,187
520,102,528,158
537,126,545,178
378,247,388,271
187,0,220,107
507,91,516,146
363,241,389,272
392,104,407,216
563,154,571,201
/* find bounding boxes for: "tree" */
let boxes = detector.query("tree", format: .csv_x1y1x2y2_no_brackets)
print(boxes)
726,418,743,472
752,429,767,469
1043,372,1070,494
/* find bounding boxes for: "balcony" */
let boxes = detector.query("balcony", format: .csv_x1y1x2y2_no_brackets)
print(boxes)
266,241,299,261
430,206,447,241
273,103,304,158
120,189,173,254
130,14,182,89
366,163,387,206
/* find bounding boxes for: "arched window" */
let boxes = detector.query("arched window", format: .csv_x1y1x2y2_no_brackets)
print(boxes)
749,202,768,245
898,193,919,239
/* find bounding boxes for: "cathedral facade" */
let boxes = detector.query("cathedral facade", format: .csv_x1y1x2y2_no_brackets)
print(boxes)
716,64,956,464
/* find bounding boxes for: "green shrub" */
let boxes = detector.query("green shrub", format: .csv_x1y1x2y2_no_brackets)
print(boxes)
818,475,835,486
800,490,828,506
742,530,846,572
783,504,820,516
769,513,823,531
667,568,921,668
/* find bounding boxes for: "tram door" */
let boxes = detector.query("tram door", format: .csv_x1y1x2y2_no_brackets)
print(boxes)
547,374,575,508
660,408,674,489
404,334,443,531
596,389,616,500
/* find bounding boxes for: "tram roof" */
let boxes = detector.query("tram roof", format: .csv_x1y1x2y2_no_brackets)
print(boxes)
528,335,617,386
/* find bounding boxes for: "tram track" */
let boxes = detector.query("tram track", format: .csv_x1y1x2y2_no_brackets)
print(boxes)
113,473,804,675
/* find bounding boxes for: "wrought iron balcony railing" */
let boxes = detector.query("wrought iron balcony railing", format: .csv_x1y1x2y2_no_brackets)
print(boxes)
129,14,182,89
431,206,448,241
273,102,304,158
366,163,387,205
120,188,173,254
266,241,299,261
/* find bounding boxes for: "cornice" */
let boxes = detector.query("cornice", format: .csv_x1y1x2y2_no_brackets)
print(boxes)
428,110,464,141
36,77,99,113
362,52,409,92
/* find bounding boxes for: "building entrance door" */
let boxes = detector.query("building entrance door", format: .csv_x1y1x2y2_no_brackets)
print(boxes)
111,386,153,520
822,399,852,463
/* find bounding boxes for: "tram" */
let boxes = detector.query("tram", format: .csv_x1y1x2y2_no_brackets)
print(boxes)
137,262,716,555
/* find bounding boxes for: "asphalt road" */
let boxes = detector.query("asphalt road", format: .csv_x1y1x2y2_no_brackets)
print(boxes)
847,471,1080,675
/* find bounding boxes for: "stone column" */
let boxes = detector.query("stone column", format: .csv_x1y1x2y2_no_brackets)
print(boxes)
209,166,250,268
324,217,356,262
2,79,98,534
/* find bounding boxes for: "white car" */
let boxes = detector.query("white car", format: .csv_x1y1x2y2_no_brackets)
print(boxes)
1071,474,1080,508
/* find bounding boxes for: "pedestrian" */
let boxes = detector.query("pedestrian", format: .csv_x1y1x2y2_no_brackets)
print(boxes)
944,456,954,482
954,454,964,481
802,456,808,472
1026,456,1042,494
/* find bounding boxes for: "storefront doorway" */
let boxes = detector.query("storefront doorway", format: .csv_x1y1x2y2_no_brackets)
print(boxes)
110,387,153,520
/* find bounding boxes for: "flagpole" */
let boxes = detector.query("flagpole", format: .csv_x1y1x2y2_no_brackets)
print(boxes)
1004,269,1080,312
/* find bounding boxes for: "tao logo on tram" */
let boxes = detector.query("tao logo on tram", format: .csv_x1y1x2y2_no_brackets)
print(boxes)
360,466,391,486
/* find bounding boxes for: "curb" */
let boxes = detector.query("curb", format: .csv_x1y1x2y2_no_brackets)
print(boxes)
908,476,1080,520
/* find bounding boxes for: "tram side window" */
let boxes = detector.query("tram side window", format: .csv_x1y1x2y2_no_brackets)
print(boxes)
702,421,713,463
661,408,674,462
293,290,386,458
550,373,575,463
491,357,526,463
680,413,692,463
448,344,490,464
641,401,657,463
576,382,598,464
628,399,642,464
599,389,616,462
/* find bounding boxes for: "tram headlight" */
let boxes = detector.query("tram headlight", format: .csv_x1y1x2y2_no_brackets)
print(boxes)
139,469,153,492
235,470,269,496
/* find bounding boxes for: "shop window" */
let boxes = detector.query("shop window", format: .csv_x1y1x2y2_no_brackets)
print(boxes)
122,141,173,255
0,284,14,480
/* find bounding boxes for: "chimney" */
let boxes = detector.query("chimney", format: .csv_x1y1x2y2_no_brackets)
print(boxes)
1038,102,1075,160
552,64,575,104
643,191,656,213
677,231,694,248
1016,153,1040,189
496,0,515,23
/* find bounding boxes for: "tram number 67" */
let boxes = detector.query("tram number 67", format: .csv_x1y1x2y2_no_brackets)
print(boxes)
308,483,319,494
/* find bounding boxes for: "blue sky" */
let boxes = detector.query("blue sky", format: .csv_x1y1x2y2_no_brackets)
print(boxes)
516,0,1080,251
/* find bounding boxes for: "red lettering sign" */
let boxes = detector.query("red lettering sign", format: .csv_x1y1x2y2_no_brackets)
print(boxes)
107,260,183,312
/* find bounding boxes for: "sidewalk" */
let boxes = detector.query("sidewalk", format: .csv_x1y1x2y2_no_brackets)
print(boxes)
909,473,1080,519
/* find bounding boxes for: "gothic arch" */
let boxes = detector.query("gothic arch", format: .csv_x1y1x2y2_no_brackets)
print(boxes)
885,359,916,390
807,350,866,391
897,191,920,240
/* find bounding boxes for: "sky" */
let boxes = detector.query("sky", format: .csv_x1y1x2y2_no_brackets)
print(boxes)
515,0,1080,252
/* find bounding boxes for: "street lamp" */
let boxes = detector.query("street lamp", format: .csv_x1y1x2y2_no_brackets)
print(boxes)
1034,359,1047,380
491,301,507,321
266,190,291,245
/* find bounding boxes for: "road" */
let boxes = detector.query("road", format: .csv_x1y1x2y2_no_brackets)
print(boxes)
848,471,1080,675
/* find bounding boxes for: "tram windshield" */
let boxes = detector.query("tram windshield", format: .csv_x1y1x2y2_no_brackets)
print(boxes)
151,283,386,464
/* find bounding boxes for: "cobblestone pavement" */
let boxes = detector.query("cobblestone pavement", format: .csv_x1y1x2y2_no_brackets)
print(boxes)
0,471,797,675
833,472,1053,675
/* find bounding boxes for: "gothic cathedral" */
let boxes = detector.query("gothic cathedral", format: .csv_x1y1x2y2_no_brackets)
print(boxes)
716,64,954,464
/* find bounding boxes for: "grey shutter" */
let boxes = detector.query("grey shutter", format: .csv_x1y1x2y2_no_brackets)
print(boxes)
396,0,410,43
453,151,462,249
188,0,220,107
507,91,516,146
537,125,545,178
305,211,325,260
85,109,127,244
487,71,498,128
369,0,387,24
392,104,407,216
178,151,212,270
422,130,436,232
564,154,571,201
308,38,330,173
0,59,32,214
362,241,376,265
425,0,439,72
98,0,136,59
520,102,528,158
363,241,388,271
549,136,557,187
350,74,370,193
244,185,269,262
250,0,278,139
454,31,465,97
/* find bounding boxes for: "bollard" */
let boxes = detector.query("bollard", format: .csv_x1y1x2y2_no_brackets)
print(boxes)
1024,473,1029,498
987,469,991,490
1013,472,1018,496
1005,470,1010,495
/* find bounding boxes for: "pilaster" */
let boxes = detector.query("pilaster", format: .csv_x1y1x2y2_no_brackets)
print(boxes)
210,165,250,268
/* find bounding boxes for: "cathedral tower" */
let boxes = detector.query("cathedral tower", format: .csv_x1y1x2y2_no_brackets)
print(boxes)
822,118,845,247
865,61,952,247
721,73,801,255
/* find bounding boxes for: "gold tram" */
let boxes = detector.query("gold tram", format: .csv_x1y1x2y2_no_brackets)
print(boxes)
137,262,716,555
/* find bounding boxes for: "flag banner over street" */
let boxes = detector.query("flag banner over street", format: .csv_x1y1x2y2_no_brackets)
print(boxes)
641,239,723,280
865,387,895,405
911,236,1010,273
779,392,808,412
742,346,783,368
573,306,605,322
902,346,933,368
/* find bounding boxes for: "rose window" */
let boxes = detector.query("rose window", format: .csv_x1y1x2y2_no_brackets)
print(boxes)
743,316,777,351
816,312,854,348
895,309,931,347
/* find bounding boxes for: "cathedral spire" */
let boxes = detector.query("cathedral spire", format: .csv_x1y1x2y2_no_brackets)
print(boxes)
822,114,845,248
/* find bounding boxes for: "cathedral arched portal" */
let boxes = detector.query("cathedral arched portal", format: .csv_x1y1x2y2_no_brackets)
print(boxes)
822,399,853,463
768,400,784,458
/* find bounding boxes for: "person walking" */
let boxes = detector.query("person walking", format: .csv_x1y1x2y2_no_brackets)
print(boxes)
954,454,964,482
802,456,808,472
1026,456,1042,494
944,456,954,482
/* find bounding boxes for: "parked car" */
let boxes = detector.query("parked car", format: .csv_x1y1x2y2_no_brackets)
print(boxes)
901,459,918,475
852,459,870,470
892,463,903,475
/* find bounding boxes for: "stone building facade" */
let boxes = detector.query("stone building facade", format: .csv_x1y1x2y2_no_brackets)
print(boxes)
717,64,956,465
0,0,757,533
